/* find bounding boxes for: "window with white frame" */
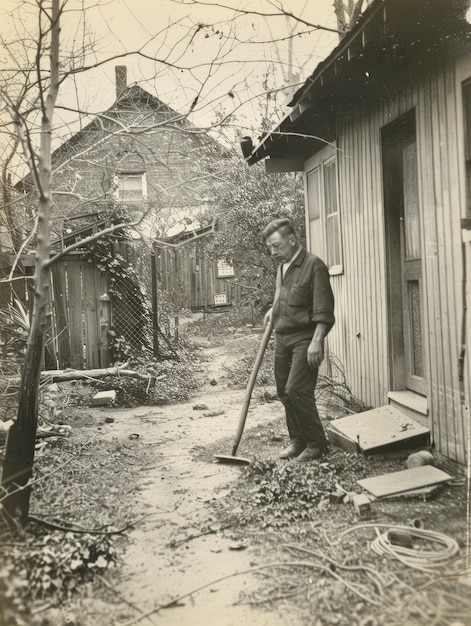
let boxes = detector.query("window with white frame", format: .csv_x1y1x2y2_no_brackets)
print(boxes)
114,172,147,201
305,144,343,274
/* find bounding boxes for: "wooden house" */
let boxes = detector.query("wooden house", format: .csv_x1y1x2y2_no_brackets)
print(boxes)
11,67,232,368
247,0,471,464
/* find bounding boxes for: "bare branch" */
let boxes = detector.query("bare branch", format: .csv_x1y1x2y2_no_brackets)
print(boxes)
45,218,141,267
172,0,344,34
8,213,39,280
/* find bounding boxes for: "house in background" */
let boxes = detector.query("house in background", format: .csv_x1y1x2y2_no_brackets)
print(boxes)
11,66,237,368
248,0,471,464
15,65,229,243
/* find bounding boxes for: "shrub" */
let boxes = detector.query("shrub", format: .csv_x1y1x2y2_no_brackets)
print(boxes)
0,530,116,623
90,345,200,407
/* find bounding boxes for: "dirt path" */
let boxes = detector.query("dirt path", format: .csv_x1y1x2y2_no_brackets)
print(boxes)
92,335,296,626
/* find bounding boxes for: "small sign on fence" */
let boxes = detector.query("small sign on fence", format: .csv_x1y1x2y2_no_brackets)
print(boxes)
216,260,235,278
214,293,228,306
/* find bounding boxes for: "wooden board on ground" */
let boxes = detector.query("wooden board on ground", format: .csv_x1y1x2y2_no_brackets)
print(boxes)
357,465,453,498
380,483,442,501
326,405,430,454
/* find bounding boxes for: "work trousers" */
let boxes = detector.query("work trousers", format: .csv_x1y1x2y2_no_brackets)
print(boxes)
274,331,327,447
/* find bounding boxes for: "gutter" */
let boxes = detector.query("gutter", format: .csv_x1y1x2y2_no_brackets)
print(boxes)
247,0,386,165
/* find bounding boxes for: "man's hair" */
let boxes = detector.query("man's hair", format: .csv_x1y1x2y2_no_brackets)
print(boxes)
262,218,297,240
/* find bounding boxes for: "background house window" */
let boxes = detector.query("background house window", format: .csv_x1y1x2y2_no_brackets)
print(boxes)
115,172,147,201
216,260,235,278
305,146,343,274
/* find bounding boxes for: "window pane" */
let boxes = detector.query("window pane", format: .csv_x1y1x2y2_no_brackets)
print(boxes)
118,174,143,200
326,214,340,267
324,160,338,216
408,280,424,377
307,169,320,220
309,218,322,257
324,159,341,269
464,81,471,161
403,143,420,259
463,81,471,217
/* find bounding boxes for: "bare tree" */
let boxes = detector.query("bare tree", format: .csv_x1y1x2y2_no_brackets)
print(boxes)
1,0,63,526
0,0,231,527
333,0,365,35
0,0,359,527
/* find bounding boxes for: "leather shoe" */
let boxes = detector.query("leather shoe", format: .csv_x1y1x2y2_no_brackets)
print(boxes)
295,443,326,463
279,438,305,459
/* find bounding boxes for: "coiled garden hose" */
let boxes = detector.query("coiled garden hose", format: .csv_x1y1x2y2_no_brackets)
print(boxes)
337,523,460,573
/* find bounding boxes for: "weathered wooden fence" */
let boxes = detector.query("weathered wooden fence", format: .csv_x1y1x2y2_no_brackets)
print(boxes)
154,240,242,310
51,254,111,369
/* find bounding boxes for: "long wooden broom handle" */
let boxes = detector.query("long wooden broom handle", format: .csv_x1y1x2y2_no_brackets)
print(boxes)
231,323,273,456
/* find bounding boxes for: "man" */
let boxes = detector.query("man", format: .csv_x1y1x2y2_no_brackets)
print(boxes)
263,218,335,462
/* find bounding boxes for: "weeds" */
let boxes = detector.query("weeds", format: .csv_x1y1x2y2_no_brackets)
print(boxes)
222,340,368,418
317,354,371,416
91,345,200,407
0,531,116,625
0,430,150,624
223,338,275,389
228,455,371,530
183,305,263,338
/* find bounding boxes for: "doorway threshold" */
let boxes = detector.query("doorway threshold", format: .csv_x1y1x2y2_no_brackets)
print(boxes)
388,390,428,415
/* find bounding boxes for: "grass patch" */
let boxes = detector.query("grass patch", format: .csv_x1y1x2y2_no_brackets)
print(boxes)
0,429,154,625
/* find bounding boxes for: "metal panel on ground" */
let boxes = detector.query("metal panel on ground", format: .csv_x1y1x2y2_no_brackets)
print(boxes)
326,405,430,454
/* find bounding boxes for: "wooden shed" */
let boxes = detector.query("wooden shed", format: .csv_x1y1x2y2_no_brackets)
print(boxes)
248,0,471,464
154,222,243,310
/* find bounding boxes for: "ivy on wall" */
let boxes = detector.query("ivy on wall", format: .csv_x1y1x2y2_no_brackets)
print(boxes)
83,234,152,362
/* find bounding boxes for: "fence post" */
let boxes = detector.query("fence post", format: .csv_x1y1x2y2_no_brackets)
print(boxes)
151,246,159,357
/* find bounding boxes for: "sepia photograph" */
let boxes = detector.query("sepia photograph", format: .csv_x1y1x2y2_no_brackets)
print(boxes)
0,0,470,624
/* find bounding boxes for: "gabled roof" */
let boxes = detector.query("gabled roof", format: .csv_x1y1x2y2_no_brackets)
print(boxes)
249,0,471,165
15,83,229,193
53,85,186,156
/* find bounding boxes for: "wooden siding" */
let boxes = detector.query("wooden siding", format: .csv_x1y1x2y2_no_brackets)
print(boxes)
305,57,470,463
51,255,111,369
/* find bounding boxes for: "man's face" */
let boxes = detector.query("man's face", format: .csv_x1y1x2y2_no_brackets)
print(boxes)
266,230,297,263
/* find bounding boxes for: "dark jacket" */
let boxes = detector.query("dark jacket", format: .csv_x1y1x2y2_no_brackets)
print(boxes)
272,248,335,335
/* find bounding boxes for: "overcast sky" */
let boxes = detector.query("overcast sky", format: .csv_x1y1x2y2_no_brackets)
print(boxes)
0,0,342,156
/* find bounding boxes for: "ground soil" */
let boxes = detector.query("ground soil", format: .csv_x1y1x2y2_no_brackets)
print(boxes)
15,326,471,626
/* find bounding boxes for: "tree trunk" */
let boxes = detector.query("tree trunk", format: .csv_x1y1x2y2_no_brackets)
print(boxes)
1,0,60,528
333,0,364,36
1,320,46,526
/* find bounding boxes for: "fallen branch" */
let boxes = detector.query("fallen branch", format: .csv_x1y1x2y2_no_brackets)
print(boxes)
375,566,471,617
236,585,306,606
97,574,156,622
284,544,388,600
167,526,221,549
0,435,98,503
6,364,166,385
119,559,380,626
27,514,146,536
40,366,160,382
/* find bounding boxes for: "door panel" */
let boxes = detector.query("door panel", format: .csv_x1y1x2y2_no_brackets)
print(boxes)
382,112,427,396
401,142,426,394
